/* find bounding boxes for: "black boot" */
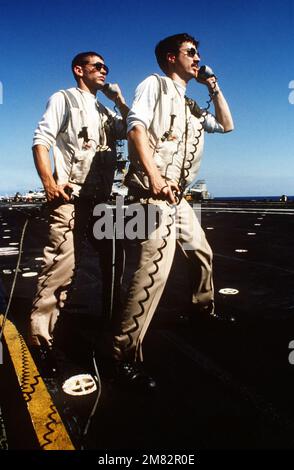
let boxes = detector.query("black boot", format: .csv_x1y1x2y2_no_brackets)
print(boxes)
115,361,157,392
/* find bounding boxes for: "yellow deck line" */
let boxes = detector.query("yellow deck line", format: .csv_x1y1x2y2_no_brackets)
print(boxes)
0,314,75,450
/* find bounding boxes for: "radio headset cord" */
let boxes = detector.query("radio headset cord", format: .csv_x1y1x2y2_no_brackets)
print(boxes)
79,349,102,450
122,78,218,355
0,217,29,341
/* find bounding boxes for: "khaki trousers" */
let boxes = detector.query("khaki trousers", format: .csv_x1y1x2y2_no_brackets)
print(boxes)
29,200,123,347
113,198,213,362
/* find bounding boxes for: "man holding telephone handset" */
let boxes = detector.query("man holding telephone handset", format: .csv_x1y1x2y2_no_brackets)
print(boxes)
28,51,128,374
110,33,234,390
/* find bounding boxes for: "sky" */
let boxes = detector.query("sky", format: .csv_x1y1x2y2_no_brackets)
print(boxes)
0,0,293,197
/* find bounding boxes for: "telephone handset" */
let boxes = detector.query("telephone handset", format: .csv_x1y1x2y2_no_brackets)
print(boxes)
197,65,215,81
102,83,120,99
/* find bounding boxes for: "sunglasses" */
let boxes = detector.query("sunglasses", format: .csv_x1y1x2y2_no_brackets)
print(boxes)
83,61,109,75
182,47,200,58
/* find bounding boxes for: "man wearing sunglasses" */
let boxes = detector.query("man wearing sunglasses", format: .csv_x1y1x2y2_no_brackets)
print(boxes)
28,51,129,375
110,33,233,391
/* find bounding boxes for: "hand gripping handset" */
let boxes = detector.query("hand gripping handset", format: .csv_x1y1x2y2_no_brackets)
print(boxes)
102,83,120,100
197,65,215,80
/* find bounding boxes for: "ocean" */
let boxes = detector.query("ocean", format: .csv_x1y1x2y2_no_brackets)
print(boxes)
214,195,294,202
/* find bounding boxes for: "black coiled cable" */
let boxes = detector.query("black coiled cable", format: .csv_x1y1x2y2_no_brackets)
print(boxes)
178,86,215,200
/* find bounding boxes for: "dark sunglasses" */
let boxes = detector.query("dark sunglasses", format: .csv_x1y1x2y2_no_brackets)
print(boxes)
183,47,200,58
83,61,109,75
